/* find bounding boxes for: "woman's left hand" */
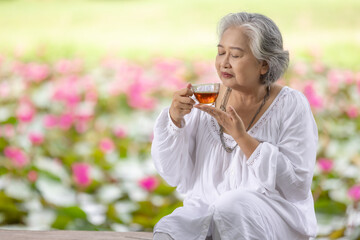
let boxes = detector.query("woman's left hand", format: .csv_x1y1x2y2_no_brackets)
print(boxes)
194,104,247,141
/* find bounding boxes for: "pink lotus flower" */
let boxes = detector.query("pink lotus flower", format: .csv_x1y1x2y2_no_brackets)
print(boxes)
16,122,27,135
154,58,186,90
303,83,323,110
344,70,354,85
193,60,215,76
346,106,358,119
75,121,88,133
99,138,115,153
327,70,342,93
75,103,94,122
23,63,49,82
113,127,127,138
348,185,360,201
58,113,74,130
29,132,44,145
154,58,184,74
105,60,143,96
55,59,82,74
312,61,325,73
27,170,38,183
139,176,159,192
2,124,15,138
85,87,98,102
4,146,28,168
0,81,10,99
127,82,156,110
74,110,93,134
72,163,91,187
16,100,35,123
317,158,333,173
43,115,58,128
52,79,81,107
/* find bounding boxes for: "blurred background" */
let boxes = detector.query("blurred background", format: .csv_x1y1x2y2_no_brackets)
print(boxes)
0,0,359,238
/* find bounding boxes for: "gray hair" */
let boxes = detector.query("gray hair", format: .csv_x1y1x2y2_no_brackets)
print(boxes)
217,12,289,85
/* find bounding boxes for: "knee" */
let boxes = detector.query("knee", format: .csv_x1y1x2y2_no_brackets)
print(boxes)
213,189,261,216
153,232,174,240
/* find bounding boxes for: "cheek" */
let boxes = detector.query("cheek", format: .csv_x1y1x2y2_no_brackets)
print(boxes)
231,62,243,75
232,60,256,75
215,59,221,72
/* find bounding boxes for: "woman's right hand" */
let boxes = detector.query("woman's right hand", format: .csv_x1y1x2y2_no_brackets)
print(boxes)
169,83,196,128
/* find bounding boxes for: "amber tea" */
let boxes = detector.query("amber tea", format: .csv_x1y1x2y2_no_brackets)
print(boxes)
192,83,220,105
194,92,219,104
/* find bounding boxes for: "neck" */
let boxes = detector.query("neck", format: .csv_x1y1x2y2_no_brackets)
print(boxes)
230,85,269,107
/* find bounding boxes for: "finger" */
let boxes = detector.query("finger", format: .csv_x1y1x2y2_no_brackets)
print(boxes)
195,105,221,115
178,96,196,105
180,104,193,110
227,106,240,122
194,104,213,114
178,85,193,97
180,109,191,115
195,105,226,123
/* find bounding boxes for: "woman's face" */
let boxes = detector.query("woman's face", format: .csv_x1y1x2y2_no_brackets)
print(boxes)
215,26,268,90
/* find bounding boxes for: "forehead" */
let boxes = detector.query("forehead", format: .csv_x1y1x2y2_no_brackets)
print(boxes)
219,26,249,48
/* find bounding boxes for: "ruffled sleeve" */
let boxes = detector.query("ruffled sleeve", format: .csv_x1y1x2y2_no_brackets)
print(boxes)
246,90,318,202
151,107,200,193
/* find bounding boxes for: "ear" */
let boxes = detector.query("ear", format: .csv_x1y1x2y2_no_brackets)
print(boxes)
260,60,269,75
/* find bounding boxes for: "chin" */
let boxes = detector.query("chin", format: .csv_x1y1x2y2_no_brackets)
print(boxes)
221,78,237,88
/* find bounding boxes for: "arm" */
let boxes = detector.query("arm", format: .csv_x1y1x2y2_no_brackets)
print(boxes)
151,107,199,193
245,92,318,201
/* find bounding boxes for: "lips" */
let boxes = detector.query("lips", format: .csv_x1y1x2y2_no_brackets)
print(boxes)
221,72,234,78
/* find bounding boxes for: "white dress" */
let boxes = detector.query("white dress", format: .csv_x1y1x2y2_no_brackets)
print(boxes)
151,86,318,240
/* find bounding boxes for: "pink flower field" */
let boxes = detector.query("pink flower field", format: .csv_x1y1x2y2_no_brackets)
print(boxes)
0,53,359,237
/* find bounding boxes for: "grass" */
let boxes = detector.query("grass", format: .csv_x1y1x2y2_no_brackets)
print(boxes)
0,0,359,69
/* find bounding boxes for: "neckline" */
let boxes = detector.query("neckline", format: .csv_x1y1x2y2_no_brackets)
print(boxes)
210,86,289,141
246,86,288,134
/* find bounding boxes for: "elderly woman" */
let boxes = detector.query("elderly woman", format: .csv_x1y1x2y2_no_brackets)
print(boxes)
151,12,317,240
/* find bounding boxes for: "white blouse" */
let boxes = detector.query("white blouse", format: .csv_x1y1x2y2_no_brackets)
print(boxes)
151,86,318,238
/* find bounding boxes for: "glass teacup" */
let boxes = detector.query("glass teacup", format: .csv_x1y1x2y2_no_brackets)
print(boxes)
192,83,220,105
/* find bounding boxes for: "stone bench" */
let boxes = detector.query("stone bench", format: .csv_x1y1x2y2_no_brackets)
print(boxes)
0,230,153,240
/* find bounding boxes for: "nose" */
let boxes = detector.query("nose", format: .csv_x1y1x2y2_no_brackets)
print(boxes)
220,54,231,69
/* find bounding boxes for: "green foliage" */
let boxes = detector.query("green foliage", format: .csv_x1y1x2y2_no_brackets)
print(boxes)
0,117,17,125
52,206,95,230
0,192,26,224
0,138,9,153
153,182,176,196
315,199,347,216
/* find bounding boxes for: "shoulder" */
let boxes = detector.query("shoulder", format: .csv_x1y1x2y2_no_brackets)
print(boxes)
278,86,312,118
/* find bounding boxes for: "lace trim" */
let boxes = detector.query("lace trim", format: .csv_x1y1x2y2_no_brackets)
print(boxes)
167,111,184,135
247,147,261,166
248,87,289,135
209,116,237,146
207,87,289,144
